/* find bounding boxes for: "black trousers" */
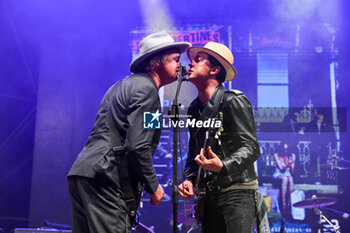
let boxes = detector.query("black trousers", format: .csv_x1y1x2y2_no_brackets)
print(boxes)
68,176,131,233
202,189,256,233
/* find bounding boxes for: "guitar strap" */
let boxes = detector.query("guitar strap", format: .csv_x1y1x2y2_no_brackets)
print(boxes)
217,91,229,158
110,125,139,226
195,90,227,190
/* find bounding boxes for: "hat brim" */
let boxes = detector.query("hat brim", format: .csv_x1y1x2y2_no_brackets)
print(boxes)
130,42,191,73
187,46,237,81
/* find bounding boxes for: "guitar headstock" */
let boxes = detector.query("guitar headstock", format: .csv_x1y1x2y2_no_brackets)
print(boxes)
204,111,224,141
217,111,224,137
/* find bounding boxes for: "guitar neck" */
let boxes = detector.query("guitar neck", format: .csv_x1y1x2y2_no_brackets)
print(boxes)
194,131,210,194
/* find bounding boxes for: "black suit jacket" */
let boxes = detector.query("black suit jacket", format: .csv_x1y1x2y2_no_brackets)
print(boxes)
68,73,161,194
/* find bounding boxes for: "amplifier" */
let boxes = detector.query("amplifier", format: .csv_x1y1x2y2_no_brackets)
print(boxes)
14,229,72,233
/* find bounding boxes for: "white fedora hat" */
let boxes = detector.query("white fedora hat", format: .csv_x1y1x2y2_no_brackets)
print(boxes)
187,42,237,81
130,32,191,73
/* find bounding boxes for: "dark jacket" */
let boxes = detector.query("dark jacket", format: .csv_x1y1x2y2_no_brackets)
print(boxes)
68,73,161,194
184,84,260,189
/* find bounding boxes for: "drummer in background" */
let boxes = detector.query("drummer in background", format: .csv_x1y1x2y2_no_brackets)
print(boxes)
273,143,296,214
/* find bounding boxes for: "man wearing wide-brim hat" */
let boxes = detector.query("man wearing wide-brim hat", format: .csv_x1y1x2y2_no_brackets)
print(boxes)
68,32,190,233
178,42,267,233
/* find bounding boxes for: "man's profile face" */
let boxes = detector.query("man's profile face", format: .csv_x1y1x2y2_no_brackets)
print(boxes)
158,48,181,86
188,51,212,81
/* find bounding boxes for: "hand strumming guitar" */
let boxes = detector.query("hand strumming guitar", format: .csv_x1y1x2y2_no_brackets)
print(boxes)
195,146,223,173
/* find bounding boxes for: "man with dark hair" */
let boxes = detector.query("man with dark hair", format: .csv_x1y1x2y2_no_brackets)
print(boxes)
178,42,267,232
68,32,190,233
207,54,226,83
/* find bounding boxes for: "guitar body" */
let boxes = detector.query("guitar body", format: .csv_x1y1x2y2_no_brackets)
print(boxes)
128,186,142,227
193,115,223,223
193,191,205,223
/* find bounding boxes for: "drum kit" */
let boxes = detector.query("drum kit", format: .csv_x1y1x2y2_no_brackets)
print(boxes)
293,195,342,233
176,195,345,233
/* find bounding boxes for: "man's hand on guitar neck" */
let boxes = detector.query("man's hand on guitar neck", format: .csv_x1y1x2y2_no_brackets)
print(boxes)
178,180,194,200
150,184,164,206
195,147,223,173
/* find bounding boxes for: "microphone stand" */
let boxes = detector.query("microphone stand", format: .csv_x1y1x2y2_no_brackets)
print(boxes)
333,155,350,164
280,218,285,233
169,65,188,233
314,206,341,233
332,155,350,170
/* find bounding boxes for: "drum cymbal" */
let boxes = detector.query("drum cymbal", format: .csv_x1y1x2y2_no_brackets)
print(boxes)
293,195,337,208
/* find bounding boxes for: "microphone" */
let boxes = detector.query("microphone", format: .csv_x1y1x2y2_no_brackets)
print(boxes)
178,64,189,82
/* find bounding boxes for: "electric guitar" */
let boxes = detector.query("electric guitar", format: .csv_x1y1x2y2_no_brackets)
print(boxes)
193,112,224,223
